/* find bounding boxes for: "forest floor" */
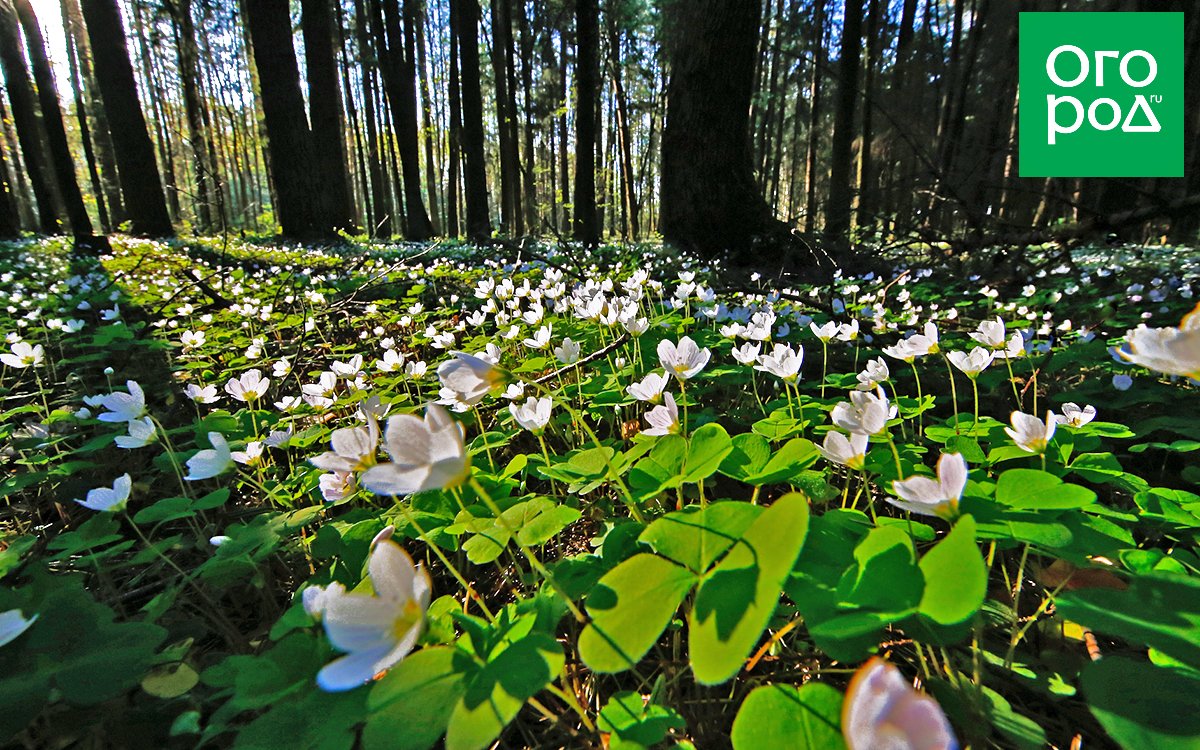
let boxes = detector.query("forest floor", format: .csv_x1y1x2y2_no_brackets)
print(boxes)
0,234,1198,749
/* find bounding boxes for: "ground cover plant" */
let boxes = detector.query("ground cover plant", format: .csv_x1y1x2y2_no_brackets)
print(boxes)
2,235,1199,749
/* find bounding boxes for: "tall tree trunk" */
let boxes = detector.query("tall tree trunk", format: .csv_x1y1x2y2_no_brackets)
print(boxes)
15,0,95,241
0,124,19,237
660,0,787,262
452,0,490,241
802,0,825,234
415,2,441,233
490,0,519,234
446,0,462,236
356,0,392,236
515,0,537,233
557,29,569,233
0,94,35,228
854,0,882,230
572,0,599,244
82,0,173,235
824,0,863,256
129,0,180,223
173,0,214,231
0,0,60,234
370,0,433,239
60,0,114,231
302,0,356,231
244,0,325,238
605,3,638,239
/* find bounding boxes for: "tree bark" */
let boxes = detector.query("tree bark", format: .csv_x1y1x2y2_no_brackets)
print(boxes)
802,0,825,234
173,0,215,231
81,0,173,235
0,0,60,234
244,0,327,239
302,0,356,231
659,0,787,263
572,0,599,245
452,0,490,241
490,0,521,234
824,0,863,255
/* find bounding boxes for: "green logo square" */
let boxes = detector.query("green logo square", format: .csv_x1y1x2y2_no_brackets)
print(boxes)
1019,12,1183,177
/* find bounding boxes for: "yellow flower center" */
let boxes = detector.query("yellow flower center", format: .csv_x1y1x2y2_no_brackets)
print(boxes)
391,599,424,642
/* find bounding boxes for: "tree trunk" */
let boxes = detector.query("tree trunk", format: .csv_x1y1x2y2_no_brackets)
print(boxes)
302,0,356,231
81,0,173,235
0,113,20,237
802,0,825,234
490,0,520,234
244,0,325,238
15,0,95,242
606,3,638,239
0,0,60,234
452,0,490,241
446,0,462,236
854,0,882,229
572,0,599,245
173,0,214,231
370,0,433,239
60,0,116,231
659,0,786,263
356,0,393,236
415,2,441,233
515,0,537,233
824,0,863,255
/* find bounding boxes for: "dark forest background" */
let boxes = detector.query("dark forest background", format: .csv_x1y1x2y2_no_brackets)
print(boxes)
0,0,1197,264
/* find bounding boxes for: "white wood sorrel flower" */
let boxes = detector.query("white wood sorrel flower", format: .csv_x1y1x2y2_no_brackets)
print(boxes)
315,539,432,692
843,657,958,750
75,473,132,512
1119,303,1200,379
658,336,711,381
889,452,968,518
437,351,507,405
0,609,38,648
831,387,895,436
1006,410,1057,454
360,404,470,495
818,431,870,471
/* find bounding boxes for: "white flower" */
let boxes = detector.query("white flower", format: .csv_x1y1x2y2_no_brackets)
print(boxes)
115,417,156,449
316,540,432,692
265,428,293,448
302,582,346,620
1120,304,1200,379
1006,410,1057,454
180,330,205,351
843,658,958,750
437,351,505,406
100,304,121,321
627,372,670,403
969,317,1008,348
731,342,761,365
232,441,265,466
889,452,968,517
320,471,357,503
360,404,470,496
311,420,380,473
855,358,890,391
643,392,680,436
886,322,940,362
376,349,406,373
817,431,869,471
186,432,233,480
75,473,132,512
522,325,552,350
331,354,364,379
836,320,860,342
98,380,146,423
810,321,838,342
831,388,895,436
1112,373,1133,391
1055,403,1096,428
509,396,552,434
946,347,995,378
754,343,803,382
273,358,293,378
0,609,37,648
275,395,303,411
658,336,710,380
622,317,649,336
185,383,218,404
225,369,270,403
1,341,44,369
554,337,581,364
